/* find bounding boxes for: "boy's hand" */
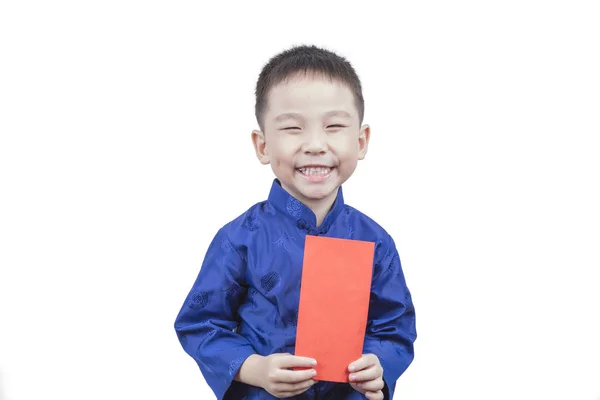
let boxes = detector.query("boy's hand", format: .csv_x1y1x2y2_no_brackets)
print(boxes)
348,354,385,400
258,353,318,398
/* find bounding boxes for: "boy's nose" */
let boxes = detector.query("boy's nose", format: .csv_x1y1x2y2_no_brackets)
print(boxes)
303,130,328,154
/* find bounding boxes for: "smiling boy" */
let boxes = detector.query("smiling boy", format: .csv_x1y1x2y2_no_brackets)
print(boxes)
174,45,416,399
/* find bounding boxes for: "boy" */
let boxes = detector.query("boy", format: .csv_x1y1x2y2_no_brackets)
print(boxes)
174,45,416,400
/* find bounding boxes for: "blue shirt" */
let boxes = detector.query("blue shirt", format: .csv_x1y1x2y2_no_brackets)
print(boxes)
174,180,416,399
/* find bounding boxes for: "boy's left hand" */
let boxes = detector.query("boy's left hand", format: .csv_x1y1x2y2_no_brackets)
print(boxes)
348,354,385,399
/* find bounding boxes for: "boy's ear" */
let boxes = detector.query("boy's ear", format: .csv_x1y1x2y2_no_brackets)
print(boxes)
251,130,270,165
358,124,371,160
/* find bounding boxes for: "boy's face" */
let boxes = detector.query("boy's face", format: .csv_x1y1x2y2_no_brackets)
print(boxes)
252,74,370,207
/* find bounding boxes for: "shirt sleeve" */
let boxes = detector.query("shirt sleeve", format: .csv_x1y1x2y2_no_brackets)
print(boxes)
363,234,417,400
174,228,256,400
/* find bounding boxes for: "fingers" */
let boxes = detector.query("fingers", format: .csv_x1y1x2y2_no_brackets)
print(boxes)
263,354,319,398
349,364,383,383
279,381,316,393
275,378,316,395
348,354,378,372
351,383,384,400
277,354,317,369
348,355,385,400
365,390,384,400
276,368,317,383
355,377,385,392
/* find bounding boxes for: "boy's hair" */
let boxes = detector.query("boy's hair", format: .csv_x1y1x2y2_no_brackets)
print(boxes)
255,44,364,130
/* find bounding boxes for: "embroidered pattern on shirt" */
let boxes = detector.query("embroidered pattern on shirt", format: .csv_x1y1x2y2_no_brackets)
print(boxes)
242,214,260,231
260,271,280,293
385,253,401,276
263,202,276,216
188,291,209,309
205,329,217,341
247,287,259,309
221,237,235,253
222,283,240,298
286,197,302,217
347,227,355,239
228,356,246,376
287,310,298,327
192,322,217,357
273,232,296,251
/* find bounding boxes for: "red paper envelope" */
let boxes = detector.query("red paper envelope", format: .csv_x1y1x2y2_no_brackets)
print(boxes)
294,235,375,382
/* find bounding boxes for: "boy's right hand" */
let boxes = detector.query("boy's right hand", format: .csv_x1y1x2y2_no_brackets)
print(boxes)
258,353,318,398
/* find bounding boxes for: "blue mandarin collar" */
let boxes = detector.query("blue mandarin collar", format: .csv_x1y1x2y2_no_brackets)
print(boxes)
267,179,345,235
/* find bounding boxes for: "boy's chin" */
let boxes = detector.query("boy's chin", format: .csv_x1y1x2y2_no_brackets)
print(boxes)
278,176,339,202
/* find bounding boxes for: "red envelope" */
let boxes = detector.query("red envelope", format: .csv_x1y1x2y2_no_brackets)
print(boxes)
295,235,375,382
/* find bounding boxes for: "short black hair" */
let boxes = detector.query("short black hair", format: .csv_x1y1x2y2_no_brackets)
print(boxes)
255,44,364,130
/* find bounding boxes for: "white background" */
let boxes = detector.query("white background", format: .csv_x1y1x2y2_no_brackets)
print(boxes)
1,1,599,399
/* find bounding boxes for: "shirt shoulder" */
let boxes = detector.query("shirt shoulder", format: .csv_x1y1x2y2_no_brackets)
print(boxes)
342,204,397,260
343,204,392,239
215,200,274,247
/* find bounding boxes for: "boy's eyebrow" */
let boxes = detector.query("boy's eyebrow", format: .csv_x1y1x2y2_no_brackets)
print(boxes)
274,112,303,122
323,110,352,119
274,110,352,122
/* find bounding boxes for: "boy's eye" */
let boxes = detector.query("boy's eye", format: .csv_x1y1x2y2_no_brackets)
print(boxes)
327,125,346,129
282,127,301,131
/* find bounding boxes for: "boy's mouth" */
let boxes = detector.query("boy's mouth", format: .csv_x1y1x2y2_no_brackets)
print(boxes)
295,165,335,183
297,166,333,176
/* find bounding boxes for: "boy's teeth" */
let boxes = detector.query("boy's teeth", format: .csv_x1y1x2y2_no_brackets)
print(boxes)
299,167,331,176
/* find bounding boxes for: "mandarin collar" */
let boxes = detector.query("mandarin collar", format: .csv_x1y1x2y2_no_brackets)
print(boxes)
267,179,345,235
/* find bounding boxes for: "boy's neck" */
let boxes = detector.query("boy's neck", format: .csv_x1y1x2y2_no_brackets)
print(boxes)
306,197,336,227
